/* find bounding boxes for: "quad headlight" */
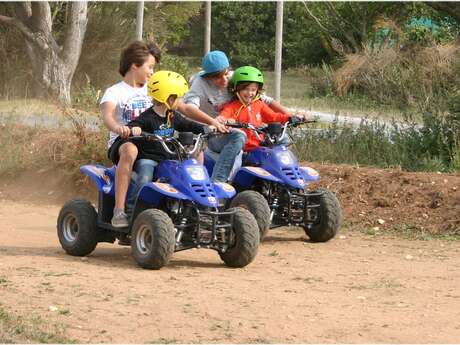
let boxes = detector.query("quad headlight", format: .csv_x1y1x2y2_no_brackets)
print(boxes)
186,166,206,181
277,150,294,165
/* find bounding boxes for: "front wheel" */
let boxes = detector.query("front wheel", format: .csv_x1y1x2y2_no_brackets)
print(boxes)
131,209,175,269
57,199,98,256
304,188,342,242
229,190,271,241
219,207,260,268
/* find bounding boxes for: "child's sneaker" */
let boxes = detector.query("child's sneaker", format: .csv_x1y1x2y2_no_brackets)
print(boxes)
111,211,129,228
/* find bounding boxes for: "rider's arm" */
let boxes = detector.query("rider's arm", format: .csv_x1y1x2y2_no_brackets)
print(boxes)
173,112,207,134
176,101,227,133
126,110,150,132
268,100,292,116
260,94,292,116
259,101,290,123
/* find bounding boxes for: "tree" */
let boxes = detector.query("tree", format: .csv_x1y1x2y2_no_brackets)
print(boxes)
302,2,403,55
425,2,460,23
0,2,87,105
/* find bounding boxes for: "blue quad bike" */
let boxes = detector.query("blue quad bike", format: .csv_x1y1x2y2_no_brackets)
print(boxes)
204,120,342,242
57,131,260,269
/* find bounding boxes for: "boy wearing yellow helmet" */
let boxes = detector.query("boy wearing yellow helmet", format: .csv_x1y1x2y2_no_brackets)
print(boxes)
124,71,214,221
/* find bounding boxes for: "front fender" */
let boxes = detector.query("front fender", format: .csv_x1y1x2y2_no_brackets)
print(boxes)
232,166,281,188
212,182,236,199
299,166,320,182
138,182,190,206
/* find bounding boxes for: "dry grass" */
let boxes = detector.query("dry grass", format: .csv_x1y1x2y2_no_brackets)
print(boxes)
332,41,460,108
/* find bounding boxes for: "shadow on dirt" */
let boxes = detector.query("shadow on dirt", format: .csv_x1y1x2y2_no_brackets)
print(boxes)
0,245,228,270
262,234,308,243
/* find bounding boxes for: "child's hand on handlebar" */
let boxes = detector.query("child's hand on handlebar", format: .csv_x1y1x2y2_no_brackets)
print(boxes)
130,126,142,136
206,125,217,133
116,125,132,138
211,119,229,133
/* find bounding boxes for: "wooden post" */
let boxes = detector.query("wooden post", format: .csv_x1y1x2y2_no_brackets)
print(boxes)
204,1,211,55
136,1,144,40
274,1,283,102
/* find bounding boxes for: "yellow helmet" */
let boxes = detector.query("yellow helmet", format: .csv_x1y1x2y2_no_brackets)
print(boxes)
147,70,189,107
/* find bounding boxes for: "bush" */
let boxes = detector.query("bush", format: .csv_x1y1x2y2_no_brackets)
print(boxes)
294,99,460,173
331,42,460,111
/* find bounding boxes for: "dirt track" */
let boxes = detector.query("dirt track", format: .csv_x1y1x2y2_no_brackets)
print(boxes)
1,195,460,343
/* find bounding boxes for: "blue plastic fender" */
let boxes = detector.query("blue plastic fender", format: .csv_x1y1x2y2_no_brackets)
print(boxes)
212,182,236,199
138,182,190,207
80,164,114,195
232,166,282,188
299,166,320,182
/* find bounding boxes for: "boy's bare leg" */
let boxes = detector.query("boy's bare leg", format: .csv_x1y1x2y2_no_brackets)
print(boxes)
115,142,138,210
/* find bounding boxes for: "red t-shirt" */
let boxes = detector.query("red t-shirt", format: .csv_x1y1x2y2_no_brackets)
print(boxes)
220,99,290,151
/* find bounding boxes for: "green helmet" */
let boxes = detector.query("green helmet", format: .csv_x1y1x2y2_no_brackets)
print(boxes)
230,66,264,91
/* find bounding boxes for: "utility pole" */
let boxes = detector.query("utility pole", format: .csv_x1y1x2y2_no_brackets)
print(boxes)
204,1,211,55
136,1,144,40
274,1,283,102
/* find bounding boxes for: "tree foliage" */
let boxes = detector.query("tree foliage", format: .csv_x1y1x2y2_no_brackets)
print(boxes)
0,2,87,104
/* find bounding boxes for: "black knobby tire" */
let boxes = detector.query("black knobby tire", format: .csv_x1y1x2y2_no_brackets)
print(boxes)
131,209,175,269
219,207,260,268
304,188,342,242
229,190,271,240
57,198,98,256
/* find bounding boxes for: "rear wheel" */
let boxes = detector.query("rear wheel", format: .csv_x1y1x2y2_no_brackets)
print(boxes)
304,188,341,242
131,209,175,269
57,199,98,256
229,190,270,240
219,207,260,268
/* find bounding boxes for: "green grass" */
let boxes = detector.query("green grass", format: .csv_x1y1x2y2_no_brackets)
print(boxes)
359,224,460,241
0,99,65,118
0,306,77,343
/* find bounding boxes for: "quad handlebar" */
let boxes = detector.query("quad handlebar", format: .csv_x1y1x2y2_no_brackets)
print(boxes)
224,117,316,146
130,130,216,159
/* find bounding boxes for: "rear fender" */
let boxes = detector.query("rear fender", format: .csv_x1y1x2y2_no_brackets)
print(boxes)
138,182,190,206
232,166,281,188
80,164,114,195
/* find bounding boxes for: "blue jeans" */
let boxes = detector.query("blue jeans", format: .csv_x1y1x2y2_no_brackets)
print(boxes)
126,159,158,214
208,129,246,182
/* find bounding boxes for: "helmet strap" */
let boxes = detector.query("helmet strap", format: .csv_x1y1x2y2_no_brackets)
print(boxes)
166,109,174,127
236,90,260,106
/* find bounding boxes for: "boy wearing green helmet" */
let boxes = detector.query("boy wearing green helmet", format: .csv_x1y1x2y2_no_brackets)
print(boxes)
220,66,301,151
183,50,292,182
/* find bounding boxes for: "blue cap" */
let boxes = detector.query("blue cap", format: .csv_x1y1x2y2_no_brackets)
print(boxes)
200,50,229,77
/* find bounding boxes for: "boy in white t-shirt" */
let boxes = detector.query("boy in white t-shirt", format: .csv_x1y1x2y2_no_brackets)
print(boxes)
100,41,160,230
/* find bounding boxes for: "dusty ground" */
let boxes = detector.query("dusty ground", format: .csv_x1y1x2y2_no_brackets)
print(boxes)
0,164,460,343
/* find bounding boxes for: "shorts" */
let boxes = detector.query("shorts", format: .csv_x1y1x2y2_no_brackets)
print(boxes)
107,137,129,165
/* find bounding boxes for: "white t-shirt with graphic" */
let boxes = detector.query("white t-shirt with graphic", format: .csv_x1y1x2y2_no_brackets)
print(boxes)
100,81,153,148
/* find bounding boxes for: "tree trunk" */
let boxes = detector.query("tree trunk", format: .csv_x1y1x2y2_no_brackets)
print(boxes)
0,1,87,105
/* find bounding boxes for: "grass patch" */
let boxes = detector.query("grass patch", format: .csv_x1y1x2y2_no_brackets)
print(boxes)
0,120,108,179
359,224,460,241
0,305,77,343
292,111,460,173
349,278,403,290
0,99,64,118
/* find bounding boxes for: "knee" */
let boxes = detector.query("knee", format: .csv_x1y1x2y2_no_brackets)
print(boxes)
119,143,138,163
230,130,247,145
